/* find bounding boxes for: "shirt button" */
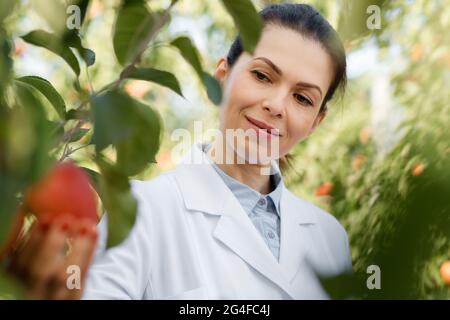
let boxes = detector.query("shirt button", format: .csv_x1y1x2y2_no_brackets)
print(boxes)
258,198,266,206
268,231,275,239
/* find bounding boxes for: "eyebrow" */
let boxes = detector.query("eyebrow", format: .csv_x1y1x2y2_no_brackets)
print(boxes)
252,56,323,99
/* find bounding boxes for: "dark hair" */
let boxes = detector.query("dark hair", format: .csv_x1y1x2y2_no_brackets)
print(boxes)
226,3,347,112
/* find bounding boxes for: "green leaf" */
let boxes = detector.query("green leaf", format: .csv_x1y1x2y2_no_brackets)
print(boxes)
170,36,203,78
113,1,155,65
170,36,222,105
0,33,13,96
16,76,67,119
126,67,183,97
47,120,64,148
81,166,100,193
0,269,26,300
221,0,262,53
319,272,367,299
64,30,96,66
21,30,80,77
68,127,89,142
66,108,89,120
70,0,90,27
0,0,17,24
13,80,54,183
96,156,137,248
91,91,161,176
0,38,23,262
202,72,222,105
79,47,95,66
0,175,21,257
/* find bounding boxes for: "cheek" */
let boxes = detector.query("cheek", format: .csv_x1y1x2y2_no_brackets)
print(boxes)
231,75,261,106
282,111,317,150
222,74,260,127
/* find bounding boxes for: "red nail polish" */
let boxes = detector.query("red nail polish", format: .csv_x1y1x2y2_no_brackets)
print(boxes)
79,226,88,236
61,222,69,232
40,223,50,232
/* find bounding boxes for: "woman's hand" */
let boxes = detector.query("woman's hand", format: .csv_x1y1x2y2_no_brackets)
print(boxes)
6,214,98,300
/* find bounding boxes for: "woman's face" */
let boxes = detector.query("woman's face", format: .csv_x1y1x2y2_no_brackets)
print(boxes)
215,24,334,163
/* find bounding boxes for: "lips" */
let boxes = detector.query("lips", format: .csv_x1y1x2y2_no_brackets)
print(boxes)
245,115,282,137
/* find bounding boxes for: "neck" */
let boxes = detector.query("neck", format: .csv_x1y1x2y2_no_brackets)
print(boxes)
207,139,273,195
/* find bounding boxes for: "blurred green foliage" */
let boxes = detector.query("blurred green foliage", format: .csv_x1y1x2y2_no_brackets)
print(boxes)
0,0,449,299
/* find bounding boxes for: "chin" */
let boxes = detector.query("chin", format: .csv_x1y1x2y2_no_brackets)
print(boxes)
230,134,280,165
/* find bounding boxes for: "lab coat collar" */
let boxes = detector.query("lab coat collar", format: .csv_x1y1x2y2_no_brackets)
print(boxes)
175,143,317,223
174,143,319,298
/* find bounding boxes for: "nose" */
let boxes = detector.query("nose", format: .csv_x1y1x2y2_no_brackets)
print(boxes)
262,92,287,119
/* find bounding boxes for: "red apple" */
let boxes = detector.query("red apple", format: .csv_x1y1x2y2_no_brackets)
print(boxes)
24,161,99,225
411,162,425,176
315,181,334,197
0,162,98,261
440,261,450,285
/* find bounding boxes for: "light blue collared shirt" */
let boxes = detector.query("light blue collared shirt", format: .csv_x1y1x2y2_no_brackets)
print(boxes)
203,144,282,261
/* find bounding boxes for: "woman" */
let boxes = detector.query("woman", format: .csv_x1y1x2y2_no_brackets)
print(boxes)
11,3,352,299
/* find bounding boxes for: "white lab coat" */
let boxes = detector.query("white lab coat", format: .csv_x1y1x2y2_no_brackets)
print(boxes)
83,144,352,300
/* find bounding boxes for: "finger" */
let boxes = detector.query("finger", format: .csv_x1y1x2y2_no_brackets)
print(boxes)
11,212,56,274
49,219,98,300
26,216,71,299
9,220,46,277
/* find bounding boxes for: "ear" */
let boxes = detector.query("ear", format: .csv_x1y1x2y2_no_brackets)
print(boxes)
306,110,327,137
214,57,229,87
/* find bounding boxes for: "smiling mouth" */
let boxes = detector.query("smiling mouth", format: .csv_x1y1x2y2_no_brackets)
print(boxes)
245,115,282,137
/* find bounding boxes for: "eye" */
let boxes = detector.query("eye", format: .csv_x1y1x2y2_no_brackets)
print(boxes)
294,93,313,106
251,70,271,83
